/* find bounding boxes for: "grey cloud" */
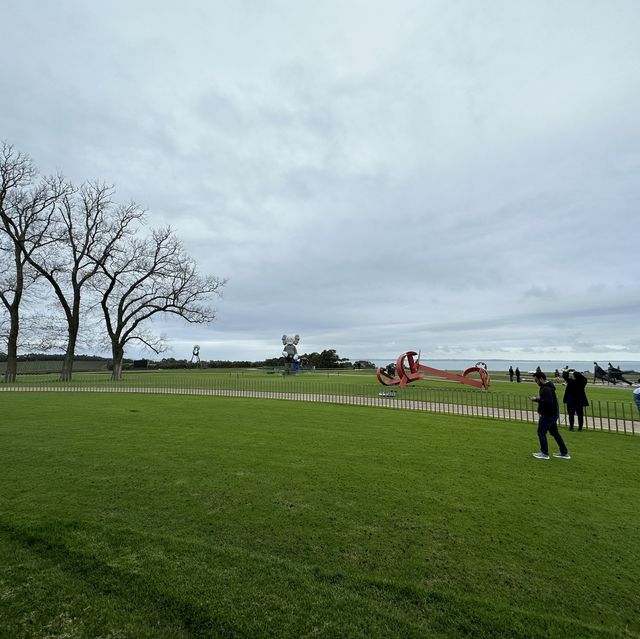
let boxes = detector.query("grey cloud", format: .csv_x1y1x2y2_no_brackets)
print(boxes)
524,287,557,300
2,1,640,363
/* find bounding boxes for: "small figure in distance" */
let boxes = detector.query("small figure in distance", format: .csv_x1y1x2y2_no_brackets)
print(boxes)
562,368,589,431
554,368,561,382
515,367,521,383
530,371,570,460
508,365,514,382
633,379,640,415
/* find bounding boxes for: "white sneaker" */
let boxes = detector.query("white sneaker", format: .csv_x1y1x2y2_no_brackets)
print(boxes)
553,452,571,460
531,452,550,460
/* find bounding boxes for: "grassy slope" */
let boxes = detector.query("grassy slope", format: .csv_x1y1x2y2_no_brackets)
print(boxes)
1,393,639,638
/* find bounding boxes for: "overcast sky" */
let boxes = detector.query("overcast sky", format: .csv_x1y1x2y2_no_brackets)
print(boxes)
2,0,639,364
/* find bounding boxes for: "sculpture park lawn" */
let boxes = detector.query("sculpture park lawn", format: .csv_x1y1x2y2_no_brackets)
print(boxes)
7,367,635,407
1,392,639,638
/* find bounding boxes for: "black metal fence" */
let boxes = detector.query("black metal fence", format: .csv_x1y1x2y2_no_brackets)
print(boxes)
2,373,638,435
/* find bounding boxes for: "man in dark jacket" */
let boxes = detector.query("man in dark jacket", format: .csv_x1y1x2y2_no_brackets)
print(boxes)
562,369,589,431
530,371,570,460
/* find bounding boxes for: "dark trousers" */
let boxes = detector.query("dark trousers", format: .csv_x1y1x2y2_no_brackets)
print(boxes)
537,415,568,456
566,404,585,430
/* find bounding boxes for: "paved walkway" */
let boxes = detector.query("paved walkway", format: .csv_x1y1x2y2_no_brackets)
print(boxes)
2,385,638,435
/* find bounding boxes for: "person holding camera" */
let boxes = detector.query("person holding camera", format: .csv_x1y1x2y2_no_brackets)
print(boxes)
562,368,589,431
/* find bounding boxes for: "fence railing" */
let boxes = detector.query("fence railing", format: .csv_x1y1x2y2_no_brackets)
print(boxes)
2,371,638,435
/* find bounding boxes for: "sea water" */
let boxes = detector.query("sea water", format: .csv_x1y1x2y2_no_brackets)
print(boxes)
371,359,640,374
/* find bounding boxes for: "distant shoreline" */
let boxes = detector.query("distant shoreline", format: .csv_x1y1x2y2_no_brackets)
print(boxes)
371,358,640,374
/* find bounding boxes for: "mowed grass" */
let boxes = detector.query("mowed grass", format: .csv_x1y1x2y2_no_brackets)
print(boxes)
1,394,639,638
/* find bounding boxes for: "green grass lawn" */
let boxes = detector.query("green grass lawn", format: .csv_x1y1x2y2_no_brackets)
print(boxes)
1,393,639,638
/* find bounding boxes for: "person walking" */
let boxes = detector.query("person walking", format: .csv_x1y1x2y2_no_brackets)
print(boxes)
530,371,570,460
562,368,589,431
508,365,514,382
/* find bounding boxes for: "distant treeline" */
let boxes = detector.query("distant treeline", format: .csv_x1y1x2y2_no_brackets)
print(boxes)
0,351,377,370
0,353,110,362
153,350,375,370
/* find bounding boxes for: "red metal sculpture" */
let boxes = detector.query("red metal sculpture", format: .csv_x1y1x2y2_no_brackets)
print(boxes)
376,351,490,390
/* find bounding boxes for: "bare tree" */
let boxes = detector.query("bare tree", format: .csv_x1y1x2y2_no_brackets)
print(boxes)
0,142,67,382
1,144,223,383
94,226,225,380
22,182,144,380
0,269,66,357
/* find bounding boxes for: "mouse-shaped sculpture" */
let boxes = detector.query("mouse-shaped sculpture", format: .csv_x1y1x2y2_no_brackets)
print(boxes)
281,334,300,375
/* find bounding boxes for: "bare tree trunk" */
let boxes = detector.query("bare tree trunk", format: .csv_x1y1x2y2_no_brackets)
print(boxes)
111,343,124,381
2,244,24,384
4,306,19,383
60,319,78,382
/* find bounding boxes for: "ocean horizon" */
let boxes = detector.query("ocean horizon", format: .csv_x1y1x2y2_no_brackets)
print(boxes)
370,359,640,374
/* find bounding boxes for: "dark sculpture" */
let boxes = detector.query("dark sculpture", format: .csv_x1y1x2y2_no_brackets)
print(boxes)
593,362,634,385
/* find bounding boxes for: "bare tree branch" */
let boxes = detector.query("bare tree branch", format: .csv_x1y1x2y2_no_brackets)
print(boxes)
19,180,145,380
93,226,226,380
0,142,69,381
